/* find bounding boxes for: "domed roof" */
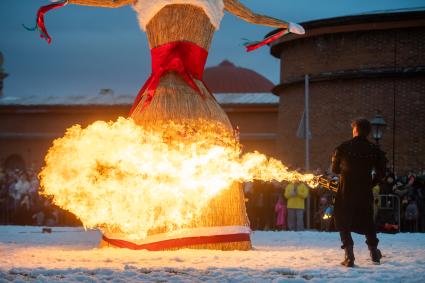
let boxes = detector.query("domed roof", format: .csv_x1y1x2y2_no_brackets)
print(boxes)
203,60,274,93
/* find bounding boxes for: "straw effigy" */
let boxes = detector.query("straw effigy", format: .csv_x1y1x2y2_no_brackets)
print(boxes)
62,0,300,251
127,3,249,251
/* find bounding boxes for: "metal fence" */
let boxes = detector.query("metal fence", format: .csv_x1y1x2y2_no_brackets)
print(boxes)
378,194,401,232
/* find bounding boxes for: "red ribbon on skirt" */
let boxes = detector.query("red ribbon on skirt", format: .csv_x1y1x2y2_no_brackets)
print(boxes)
129,41,209,115
102,233,250,251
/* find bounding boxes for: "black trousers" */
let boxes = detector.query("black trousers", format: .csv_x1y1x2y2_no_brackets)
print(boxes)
340,231,379,249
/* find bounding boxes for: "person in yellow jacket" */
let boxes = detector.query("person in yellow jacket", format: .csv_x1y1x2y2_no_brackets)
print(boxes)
284,182,309,231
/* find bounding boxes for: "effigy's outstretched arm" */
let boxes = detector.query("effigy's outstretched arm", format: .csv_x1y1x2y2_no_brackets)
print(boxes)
224,0,304,51
68,0,134,8
224,0,289,28
223,0,304,34
27,0,135,43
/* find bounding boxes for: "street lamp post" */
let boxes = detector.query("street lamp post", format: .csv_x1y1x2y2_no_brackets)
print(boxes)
370,112,387,145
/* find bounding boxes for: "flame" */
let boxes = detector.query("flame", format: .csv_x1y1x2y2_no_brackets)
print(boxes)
39,117,318,240
322,214,332,220
323,206,333,220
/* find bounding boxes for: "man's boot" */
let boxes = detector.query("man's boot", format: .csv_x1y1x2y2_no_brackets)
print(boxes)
341,245,355,267
369,246,382,265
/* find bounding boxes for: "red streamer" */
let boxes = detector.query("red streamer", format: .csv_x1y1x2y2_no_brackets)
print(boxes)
129,41,209,115
102,233,250,251
245,29,288,52
33,0,68,44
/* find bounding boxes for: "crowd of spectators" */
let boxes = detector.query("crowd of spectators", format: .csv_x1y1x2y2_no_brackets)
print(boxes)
244,176,310,232
244,168,425,234
243,168,337,232
310,169,425,233
244,180,279,231
1,162,424,234
0,165,80,226
376,170,425,233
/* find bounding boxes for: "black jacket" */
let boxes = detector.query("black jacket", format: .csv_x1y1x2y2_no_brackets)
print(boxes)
331,136,386,234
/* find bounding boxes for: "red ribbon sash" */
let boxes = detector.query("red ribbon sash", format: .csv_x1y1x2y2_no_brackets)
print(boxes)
129,41,209,115
102,233,250,251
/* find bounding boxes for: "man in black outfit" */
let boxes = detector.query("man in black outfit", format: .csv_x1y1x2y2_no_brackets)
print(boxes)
332,118,387,267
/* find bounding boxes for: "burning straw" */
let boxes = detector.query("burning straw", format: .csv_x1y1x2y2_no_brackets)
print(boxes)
39,118,318,244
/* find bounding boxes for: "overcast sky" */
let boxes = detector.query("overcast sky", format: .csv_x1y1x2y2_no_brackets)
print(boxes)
0,0,423,97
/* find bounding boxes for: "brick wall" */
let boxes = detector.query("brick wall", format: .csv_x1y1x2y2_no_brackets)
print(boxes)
275,26,425,174
279,27,424,83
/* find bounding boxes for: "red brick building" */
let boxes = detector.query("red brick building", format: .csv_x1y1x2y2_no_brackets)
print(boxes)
0,60,278,172
270,9,425,174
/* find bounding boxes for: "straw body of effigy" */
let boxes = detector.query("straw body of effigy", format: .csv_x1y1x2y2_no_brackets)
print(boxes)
99,4,251,251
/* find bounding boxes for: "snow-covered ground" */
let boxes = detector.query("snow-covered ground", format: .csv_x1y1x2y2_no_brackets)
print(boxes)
1,226,424,282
